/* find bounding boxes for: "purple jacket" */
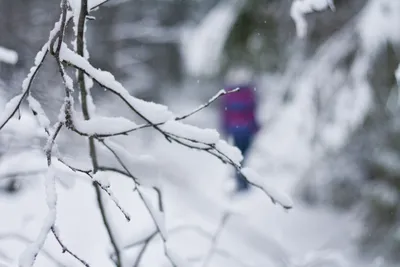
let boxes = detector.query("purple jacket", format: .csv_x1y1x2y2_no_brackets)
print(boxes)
221,84,259,136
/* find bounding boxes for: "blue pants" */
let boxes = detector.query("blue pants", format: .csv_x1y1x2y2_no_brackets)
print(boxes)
232,133,253,191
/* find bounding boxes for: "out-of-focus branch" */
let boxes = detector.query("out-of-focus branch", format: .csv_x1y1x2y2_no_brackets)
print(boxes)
201,212,231,267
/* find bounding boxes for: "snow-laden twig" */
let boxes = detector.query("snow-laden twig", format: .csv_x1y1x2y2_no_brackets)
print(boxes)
92,172,131,221
0,44,48,131
28,95,51,134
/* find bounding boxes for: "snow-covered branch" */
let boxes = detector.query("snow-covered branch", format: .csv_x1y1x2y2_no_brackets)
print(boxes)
0,0,293,266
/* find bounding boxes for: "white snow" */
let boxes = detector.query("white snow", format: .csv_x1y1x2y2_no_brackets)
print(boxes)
22,44,48,92
0,94,23,130
93,171,111,188
0,46,18,65
180,0,245,77
357,0,400,53
241,168,293,209
162,120,220,144
101,140,161,188
290,0,335,38
138,187,168,240
214,140,243,166
27,95,51,130
3,1,395,267
59,43,174,123
73,115,137,136
18,166,57,267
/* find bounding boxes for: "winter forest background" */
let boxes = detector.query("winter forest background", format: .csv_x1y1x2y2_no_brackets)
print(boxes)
0,0,400,266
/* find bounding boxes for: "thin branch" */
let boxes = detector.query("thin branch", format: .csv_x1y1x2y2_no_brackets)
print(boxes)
50,0,69,57
89,0,112,10
132,232,157,267
57,158,92,175
176,88,239,121
75,0,122,265
97,166,131,179
51,227,90,267
0,233,67,267
0,48,48,131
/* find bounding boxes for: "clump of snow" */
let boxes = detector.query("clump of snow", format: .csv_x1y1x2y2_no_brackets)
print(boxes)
0,46,18,65
290,0,335,38
214,140,243,166
162,120,220,144
93,171,111,188
73,115,137,136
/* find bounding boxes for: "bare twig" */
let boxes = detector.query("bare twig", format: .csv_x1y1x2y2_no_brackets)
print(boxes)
97,166,131,179
176,88,239,121
51,227,90,267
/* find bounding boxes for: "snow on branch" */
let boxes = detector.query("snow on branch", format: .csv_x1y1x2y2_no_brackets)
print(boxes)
241,168,293,209
0,0,294,266
290,0,335,38
72,115,138,137
28,95,51,132
59,43,174,124
0,44,48,131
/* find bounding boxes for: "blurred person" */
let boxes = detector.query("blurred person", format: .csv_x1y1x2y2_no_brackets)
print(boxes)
220,66,260,193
